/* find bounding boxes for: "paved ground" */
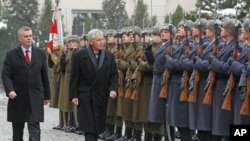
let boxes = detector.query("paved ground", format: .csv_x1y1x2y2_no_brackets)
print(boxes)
0,91,180,141
0,92,93,141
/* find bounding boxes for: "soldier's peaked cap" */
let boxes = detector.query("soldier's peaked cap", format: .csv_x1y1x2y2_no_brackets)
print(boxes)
178,20,194,31
242,19,250,32
141,28,152,35
127,26,141,36
160,23,177,35
194,18,208,32
105,29,117,36
206,19,221,32
67,35,80,43
222,18,241,36
80,34,88,40
151,26,160,35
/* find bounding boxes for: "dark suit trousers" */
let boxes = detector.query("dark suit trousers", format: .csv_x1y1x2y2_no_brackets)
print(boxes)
85,132,98,141
12,122,40,141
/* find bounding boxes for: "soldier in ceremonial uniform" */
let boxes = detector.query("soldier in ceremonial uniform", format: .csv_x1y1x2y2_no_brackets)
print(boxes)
80,33,88,48
145,24,176,141
102,29,124,141
126,26,144,141
49,37,67,130
189,19,222,141
58,35,81,133
144,25,168,141
233,18,250,125
114,26,142,141
129,27,152,140
164,20,194,141
209,18,242,141
187,18,209,140
114,27,134,141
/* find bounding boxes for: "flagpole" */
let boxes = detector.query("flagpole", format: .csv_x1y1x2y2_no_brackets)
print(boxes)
47,4,64,65
55,0,59,7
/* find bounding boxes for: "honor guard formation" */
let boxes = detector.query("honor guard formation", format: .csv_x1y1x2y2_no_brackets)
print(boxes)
45,12,250,141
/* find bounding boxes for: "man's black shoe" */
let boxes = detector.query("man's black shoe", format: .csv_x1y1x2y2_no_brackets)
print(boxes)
99,130,113,139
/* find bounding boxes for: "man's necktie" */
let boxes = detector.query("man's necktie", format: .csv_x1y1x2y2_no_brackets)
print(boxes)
25,50,30,64
94,52,99,59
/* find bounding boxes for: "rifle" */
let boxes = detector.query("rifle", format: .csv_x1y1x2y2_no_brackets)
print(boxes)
221,11,240,111
159,22,173,99
131,67,142,100
117,32,125,97
124,68,133,99
125,27,137,99
188,8,203,103
240,53,250,115
203,21,219,105
203,4,220,105
131,28,145,100
240,12,250,115
180,14,191,102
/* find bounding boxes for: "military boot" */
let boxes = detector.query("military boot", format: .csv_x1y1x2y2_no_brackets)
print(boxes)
52,110,63,130
64,112,74,132
103,124,115,140
154,133,162,141
106,125,123,141
115,127,133,141
133,130,142,141
128,130,141,141
144,132,153,141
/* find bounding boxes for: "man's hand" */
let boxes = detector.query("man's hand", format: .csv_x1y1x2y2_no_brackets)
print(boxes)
227,57,234,66
209,55,215,64
193,56,200,64
125,79,130,88
8,91,17,99
239,86,246,101
189,82,194,91
72,98,79,105
165,54,171,61
145,39,153,51
109,91,117,99
132,79,137,89
44,100,50,105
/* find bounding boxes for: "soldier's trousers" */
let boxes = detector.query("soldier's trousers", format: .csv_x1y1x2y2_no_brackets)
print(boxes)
115,116,123,127
144,122,164,135
106,116,116,126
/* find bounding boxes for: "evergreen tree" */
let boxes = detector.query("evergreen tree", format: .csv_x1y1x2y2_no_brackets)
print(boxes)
0,0,2,19
83,15,106,33
164,5,184,27
37,0,53,49
0,28,8,80
130,0,157,28
195,0,250,20
3,0,39,47
102,0,128,29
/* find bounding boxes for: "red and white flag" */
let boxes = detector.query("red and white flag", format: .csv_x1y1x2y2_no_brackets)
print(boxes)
47,7,63,54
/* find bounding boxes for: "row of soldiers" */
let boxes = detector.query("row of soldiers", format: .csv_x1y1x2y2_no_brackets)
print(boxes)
48,34,88,135
99,17,250,141
48,16,250,141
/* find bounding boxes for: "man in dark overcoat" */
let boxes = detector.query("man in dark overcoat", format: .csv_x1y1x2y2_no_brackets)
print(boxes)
70,29,119,141
1,26,50,141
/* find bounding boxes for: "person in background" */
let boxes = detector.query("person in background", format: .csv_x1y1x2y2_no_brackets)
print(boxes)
80,33,88,48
